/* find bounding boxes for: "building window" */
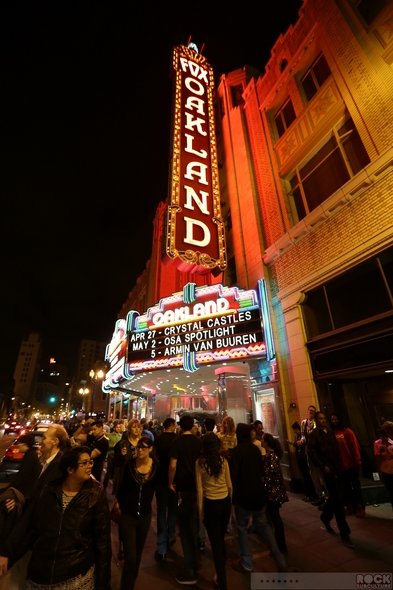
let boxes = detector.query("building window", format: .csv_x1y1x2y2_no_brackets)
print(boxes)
231,84,244,107
303,249,393,338
301,53,331,102
288,117,370,222
352,0,388,25
279,58,288,73
274,98,296,138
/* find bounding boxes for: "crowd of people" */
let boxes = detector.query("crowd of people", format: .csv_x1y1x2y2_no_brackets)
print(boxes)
0,411,392,589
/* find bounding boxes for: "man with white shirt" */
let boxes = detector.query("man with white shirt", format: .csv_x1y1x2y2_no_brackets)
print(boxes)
0,425,68,581
37,425,67,490
5,425,67,513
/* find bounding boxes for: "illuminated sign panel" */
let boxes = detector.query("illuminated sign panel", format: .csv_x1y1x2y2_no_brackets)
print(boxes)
164,45,226,275
103,281,276,394
102,283,265,394
103,317,132,393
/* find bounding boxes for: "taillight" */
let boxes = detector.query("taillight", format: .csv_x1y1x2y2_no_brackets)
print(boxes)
5,450,13,458
20,430,25,435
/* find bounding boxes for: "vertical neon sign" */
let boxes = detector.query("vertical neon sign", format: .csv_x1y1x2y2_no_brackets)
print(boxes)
164,44,226,275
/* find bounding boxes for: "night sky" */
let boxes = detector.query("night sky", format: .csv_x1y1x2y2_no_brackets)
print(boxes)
1,1,302,377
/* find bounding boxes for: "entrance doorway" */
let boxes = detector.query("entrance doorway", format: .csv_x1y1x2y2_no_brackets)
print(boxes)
316,373,393,480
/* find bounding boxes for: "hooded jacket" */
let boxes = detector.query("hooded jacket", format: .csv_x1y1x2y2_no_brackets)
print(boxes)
8,477,111,589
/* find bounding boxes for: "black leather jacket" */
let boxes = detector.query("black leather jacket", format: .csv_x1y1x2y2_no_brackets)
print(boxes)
11,477,111,589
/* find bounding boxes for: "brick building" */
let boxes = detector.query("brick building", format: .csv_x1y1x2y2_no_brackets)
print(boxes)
216,0,393,491
107,1,393,493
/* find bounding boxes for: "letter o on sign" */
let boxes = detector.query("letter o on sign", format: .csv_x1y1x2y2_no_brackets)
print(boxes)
185,77,204,96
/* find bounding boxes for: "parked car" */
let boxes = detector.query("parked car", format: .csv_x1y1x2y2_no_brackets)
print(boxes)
3,421,26,437
0,429,46,489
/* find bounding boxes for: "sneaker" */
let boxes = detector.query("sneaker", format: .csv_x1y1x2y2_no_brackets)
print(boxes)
312,498,325,507
154,550,167,561
355,508,365,519
175,571,197,585
198,541,205,551
320,514,334,533
342,536,355,549
231,559,253,573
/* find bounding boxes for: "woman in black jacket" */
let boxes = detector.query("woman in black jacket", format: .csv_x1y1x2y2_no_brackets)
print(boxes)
0,446,111,590
113,435,159,590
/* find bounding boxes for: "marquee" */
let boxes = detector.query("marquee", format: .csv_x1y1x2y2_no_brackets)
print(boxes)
103,282,268,393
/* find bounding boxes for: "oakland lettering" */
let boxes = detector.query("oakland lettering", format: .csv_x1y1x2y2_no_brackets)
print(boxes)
181,57,211,248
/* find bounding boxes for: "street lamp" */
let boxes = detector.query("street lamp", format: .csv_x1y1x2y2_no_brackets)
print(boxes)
79,387,89,411
89,369,105,414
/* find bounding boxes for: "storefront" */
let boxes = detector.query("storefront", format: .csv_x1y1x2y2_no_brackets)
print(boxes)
303,246,393,501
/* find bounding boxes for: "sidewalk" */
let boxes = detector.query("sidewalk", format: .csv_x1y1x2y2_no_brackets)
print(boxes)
109,491,393,590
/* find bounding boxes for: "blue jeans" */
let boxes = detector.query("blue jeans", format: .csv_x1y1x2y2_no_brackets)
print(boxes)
156,484,177,554
235,504,287,572
177,490,198,574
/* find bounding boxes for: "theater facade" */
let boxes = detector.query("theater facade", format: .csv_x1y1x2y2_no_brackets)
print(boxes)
104,2,393,495
103,42,283,439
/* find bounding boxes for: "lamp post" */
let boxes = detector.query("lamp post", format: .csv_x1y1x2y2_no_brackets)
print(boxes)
79,387,89,412
89,369,105,415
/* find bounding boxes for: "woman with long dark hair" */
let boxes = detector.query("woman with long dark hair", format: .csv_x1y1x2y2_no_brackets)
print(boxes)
113,436,159,590
261,433,288,554
196,432,232,590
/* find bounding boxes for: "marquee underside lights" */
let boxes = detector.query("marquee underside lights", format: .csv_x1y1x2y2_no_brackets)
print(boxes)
103,282,267,394
164,44,226,275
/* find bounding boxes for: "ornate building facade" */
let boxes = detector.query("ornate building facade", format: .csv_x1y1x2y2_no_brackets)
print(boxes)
216,0,393,491
110,1,393,493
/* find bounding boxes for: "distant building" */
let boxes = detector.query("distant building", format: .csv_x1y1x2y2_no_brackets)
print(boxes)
36,359,68,415
13,333,42,406
70,340,107,414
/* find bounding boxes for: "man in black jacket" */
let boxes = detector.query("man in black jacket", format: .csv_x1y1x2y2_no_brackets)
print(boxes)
0,424,67,586
168,415,203,585
4,425,66,514
154,417,177,560
230,423,287,573
307,412,354,548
